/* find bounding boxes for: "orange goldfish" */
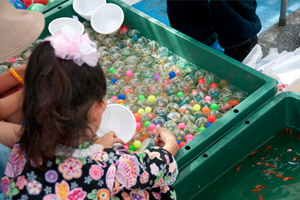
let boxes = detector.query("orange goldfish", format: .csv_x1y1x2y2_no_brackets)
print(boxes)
292,155,299,162
275,174,285,178
255,185,268,189
259,195,263,200
283,177,296,181
251,188,262,192
236,164,242,172
250,150,259,156
264,163,276,168
263,145,272,152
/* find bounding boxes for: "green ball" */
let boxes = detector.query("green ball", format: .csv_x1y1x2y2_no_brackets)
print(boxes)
120,103,126,106
47,0,56,5
108,67,115,73
138,95,145,100
198,127,206,132
144,121,151,129
27,3,45,11
210,103,218,110
129,144,136,151
133,140,142,149
177,92,184,97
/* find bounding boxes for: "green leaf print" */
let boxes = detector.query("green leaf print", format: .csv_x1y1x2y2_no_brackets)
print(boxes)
87,189,98,200
7,182,19,198
136,152,146,163
55,155,65,165
154,171,163,183
170,190,177,199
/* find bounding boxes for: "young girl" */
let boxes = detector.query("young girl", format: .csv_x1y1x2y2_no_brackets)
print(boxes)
1,29,179,199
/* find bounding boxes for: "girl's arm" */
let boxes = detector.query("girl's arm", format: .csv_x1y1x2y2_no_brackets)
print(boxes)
0,121,21,148
0,65,26,95
0,88,23,120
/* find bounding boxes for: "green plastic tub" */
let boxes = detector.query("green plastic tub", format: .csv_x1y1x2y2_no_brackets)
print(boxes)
174,92,300,199
40,0,67,13
41,0,277,170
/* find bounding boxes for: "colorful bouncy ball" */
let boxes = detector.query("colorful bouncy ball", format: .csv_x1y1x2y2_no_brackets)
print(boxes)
8,0,26,9
27,3,45,11
23,0,48,7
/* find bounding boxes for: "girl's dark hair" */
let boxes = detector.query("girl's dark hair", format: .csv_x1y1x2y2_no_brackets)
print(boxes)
20,41,106,164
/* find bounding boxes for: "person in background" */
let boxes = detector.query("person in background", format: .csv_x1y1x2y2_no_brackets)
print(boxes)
0,1,45,196
166,0,262,62
1,28,179,199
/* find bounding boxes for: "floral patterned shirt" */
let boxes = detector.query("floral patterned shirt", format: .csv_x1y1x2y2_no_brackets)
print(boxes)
1,142,178,200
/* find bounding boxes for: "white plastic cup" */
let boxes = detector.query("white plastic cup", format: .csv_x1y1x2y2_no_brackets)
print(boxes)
73,0,106,21
48,17,84,35
91,3,124,34
96,104,136,143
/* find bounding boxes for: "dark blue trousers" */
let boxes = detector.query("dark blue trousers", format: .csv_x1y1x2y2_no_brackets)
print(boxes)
166,0,262,48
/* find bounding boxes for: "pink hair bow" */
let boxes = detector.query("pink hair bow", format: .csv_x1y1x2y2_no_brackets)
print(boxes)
45,26,100,67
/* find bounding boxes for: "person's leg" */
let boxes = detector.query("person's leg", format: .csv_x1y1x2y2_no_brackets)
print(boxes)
166,0,217,46
210,0,261,61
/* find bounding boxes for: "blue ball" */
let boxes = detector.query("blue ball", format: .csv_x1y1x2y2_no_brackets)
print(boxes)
169,71,176,78
207,122,213,128
177,139,181,145
118,94,126,100
111,78,117,84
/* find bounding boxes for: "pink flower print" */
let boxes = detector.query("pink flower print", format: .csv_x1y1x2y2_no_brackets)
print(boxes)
169,162,176,174
150,163,159,175
1,176,13,195
165,154,170,165
45,170,58,183
43,180,87,200
140,171,149,184
27,180,42,195
16,175,27,190
160,185,170,193
67,188,87,200
152,191,162,199
58,157,82,180
89,165,104,180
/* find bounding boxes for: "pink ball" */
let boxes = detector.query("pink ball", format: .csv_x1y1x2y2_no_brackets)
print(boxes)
136,122,141,129
186,139,192,143
148,124,156,131
123,144,129,151
185,134,194,140
204,96,211,101
126,70,133,77
178,123,186,129
111,96,118,102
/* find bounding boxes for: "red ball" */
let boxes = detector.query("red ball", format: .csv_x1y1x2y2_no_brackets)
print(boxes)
23,0,48,7
207,115,216,123
209,83,218,88
178,142,186,149
198,79,205,84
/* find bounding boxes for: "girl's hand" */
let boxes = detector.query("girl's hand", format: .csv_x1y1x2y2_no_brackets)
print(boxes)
94,131,125,148
156,126,179,156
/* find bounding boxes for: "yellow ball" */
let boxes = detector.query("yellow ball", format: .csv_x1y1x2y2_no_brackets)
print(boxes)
147,95,157,104
145,106,152,113
133,140,142,149
138,108,145,114
193,104,201,112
